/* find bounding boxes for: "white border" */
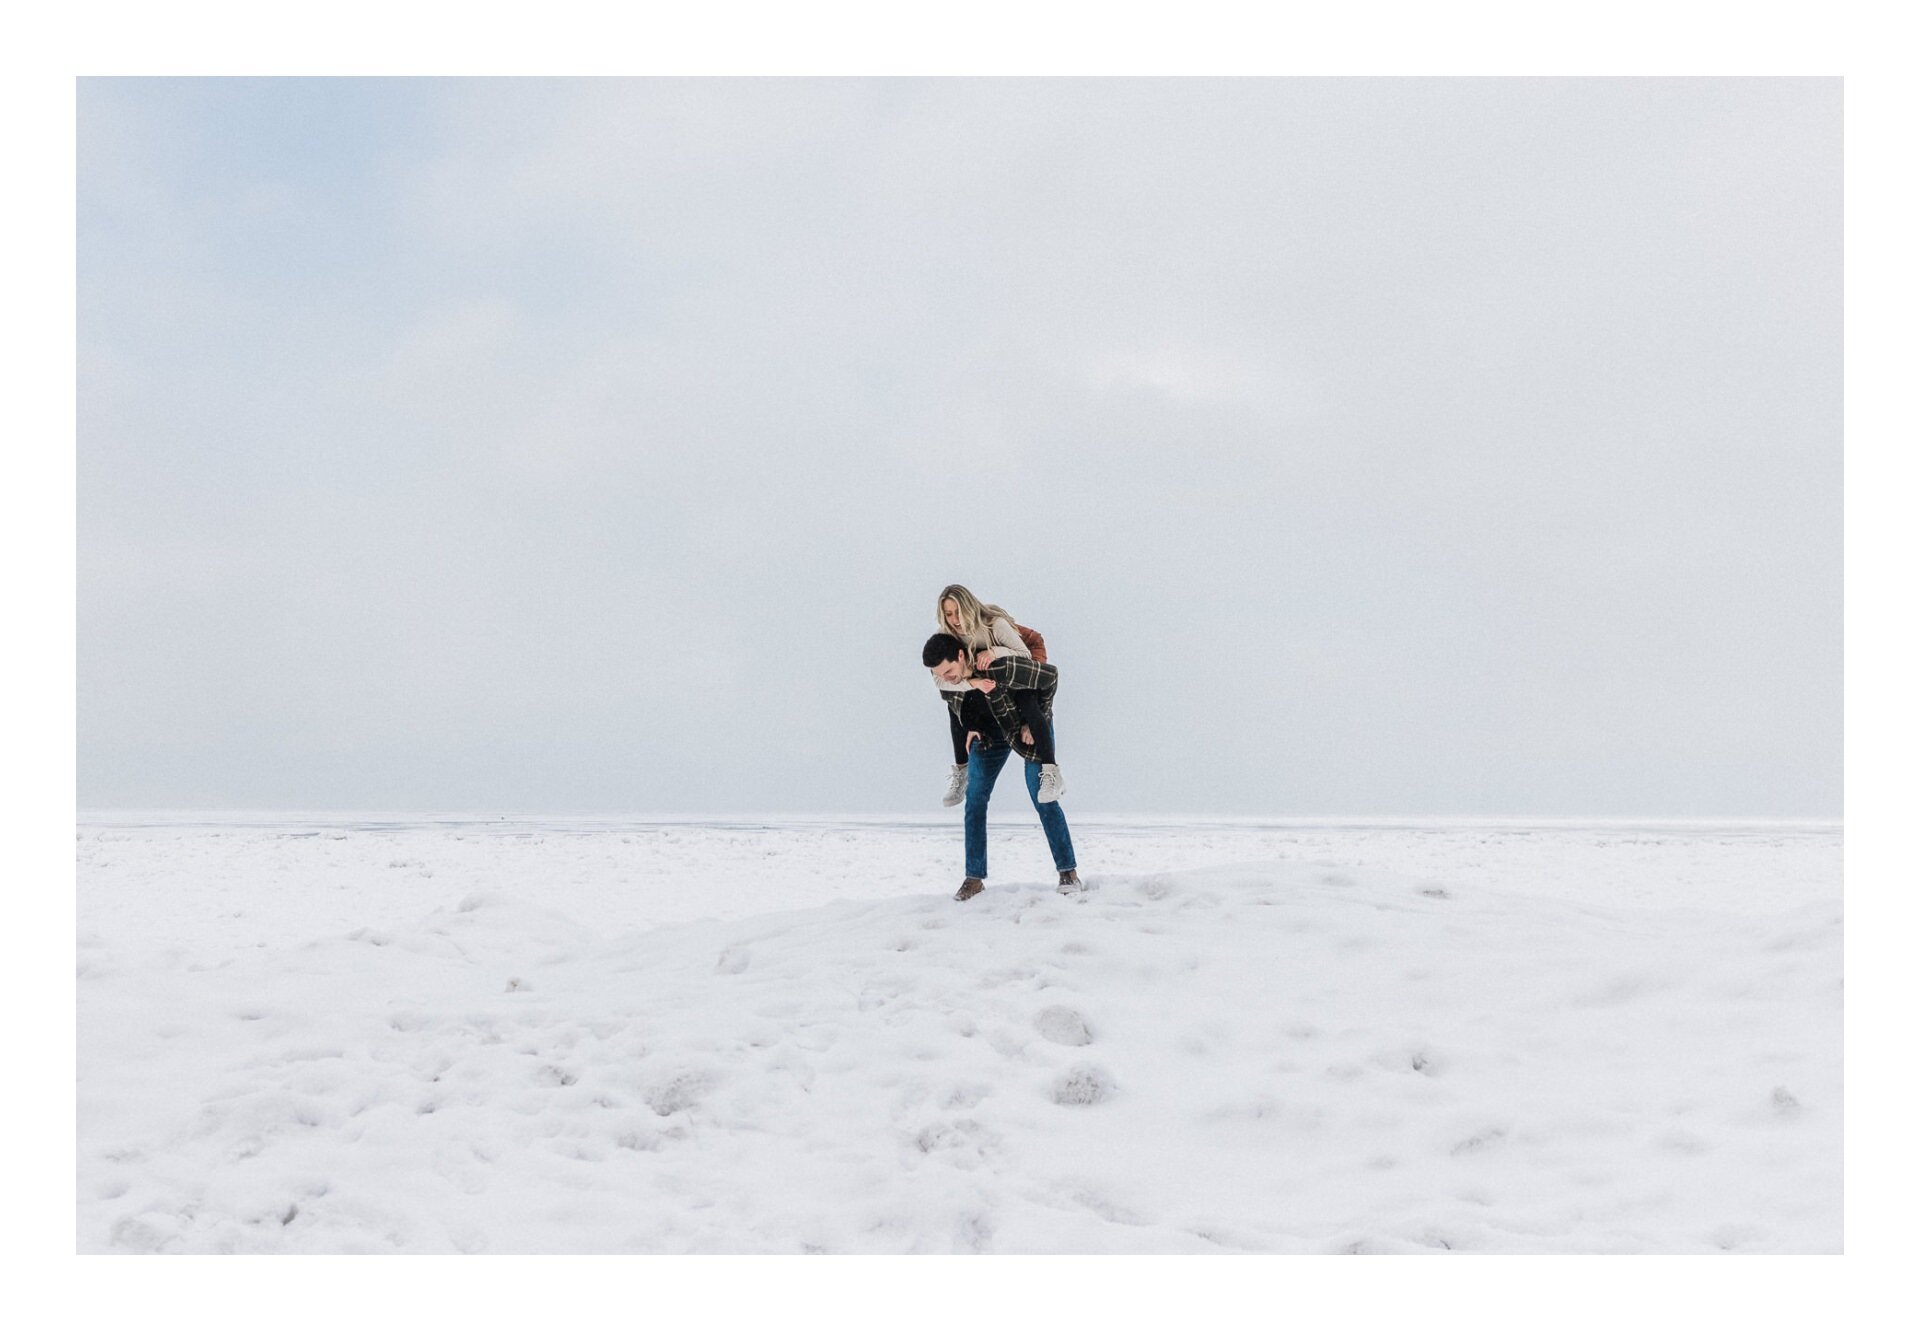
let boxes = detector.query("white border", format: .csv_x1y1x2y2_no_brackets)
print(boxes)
15,2,1907,1325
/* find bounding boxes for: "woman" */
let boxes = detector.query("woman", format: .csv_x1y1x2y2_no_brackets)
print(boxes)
934,584,1055,761
936,585,1045,666
931,584,1080,898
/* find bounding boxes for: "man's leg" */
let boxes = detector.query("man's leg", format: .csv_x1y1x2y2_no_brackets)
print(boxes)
1023,757,1077,874
964,744,1012,880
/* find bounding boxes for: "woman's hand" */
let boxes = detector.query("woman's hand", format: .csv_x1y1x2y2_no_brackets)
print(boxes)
975,650,995,671
972,677,997,693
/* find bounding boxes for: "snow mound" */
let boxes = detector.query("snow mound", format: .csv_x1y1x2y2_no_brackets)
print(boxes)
78,859,1840,1253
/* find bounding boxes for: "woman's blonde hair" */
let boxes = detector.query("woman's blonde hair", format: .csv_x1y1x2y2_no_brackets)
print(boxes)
936,584,1016,651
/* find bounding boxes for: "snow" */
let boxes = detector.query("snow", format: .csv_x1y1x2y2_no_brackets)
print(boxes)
77,815,1840,1253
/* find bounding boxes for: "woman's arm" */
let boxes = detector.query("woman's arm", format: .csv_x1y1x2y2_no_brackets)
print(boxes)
988,616,1033,657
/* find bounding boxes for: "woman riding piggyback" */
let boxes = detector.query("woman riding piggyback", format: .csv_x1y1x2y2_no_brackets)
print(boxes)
928,584,1066,803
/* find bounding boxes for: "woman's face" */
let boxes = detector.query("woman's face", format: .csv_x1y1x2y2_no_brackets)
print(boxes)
943,598,963,632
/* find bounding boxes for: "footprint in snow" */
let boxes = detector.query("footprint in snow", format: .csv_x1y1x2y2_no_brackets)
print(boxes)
1034,1006,1094,1046
1450,1126,1508,1155
109,1213,183,1254
912,1118,1001,1166
1050,1063,1116,1106
955,1212,994,1253
644,1069,712,1117
942,1081,990,1109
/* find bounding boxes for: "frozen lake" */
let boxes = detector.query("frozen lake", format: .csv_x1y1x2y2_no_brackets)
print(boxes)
77,815,1842,1253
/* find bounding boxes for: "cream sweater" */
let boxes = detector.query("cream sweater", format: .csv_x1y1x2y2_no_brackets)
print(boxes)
933,615,1032,693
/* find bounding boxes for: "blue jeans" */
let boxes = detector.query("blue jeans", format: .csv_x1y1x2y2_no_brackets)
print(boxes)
964,741,1075,880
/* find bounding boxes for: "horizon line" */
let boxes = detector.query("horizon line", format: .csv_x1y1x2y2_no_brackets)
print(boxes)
75,807,1845,828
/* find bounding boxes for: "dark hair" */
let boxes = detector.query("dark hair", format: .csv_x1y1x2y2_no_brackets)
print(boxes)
922,633,966,668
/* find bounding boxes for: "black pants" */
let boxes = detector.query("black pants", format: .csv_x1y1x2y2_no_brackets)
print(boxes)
949,691,1056,765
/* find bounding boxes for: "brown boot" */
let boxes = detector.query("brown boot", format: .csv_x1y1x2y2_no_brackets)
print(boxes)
954,877,985,902
1057,870,1082,894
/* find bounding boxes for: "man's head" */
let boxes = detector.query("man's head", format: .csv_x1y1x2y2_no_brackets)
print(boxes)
922,633,969,685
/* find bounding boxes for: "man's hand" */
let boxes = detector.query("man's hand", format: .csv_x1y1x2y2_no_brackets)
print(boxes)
1021,726,1034,745
966,731,981,753
971,677,997,693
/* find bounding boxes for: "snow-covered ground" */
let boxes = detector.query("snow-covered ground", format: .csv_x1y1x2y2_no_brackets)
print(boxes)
76,815,1841,1254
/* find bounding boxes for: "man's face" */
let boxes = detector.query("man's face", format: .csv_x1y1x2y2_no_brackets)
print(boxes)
931,656,968,686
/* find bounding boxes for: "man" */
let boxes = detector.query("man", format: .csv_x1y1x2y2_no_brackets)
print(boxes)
921,633,1081,902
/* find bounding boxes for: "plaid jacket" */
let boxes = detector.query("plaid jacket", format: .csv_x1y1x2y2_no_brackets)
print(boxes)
940,653,1059,764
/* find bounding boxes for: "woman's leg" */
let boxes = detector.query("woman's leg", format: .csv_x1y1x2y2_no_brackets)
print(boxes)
964,744,1011,879
1008,690,1056,764
1023,758,1076,872
948,708,971,765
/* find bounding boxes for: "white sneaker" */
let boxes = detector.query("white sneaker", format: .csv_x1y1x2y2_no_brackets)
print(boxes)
1036,764,1066,803
941,764,967,807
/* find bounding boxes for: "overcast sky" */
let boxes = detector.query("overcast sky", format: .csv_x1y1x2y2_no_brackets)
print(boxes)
77,77,1840,817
